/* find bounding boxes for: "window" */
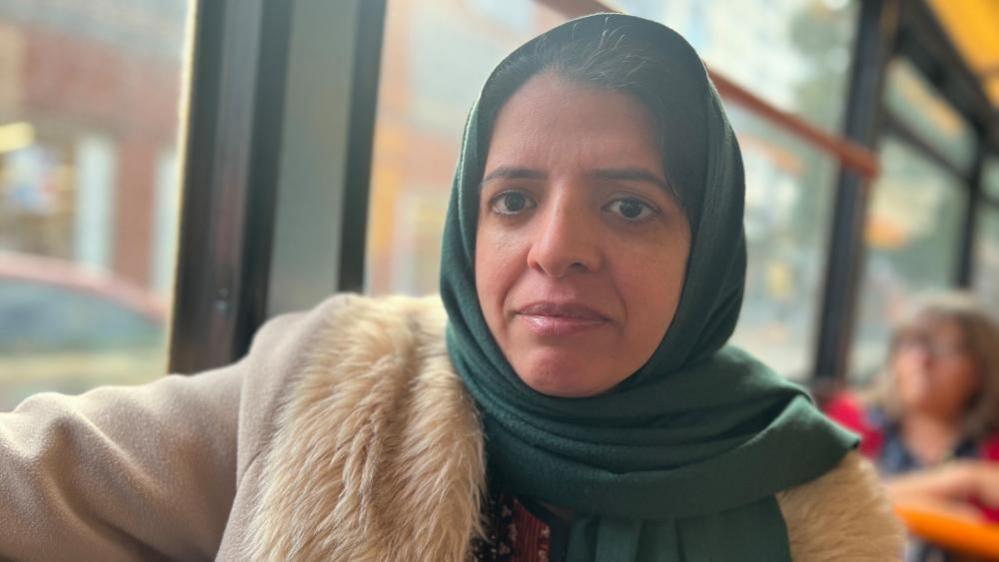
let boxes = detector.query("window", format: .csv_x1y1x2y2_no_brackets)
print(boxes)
883,58,977,173
725,104,839,379
974,157,999,309
616,0,860,133
0,1,190,409
983,155,999,200
975,208,999,310
850,138,967,381
366,0,563,295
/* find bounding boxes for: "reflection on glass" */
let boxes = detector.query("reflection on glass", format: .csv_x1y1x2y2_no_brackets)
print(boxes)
850,138,966,381
883,58,977,173
615,0,859,133
0,2,189,409
726,104,837,380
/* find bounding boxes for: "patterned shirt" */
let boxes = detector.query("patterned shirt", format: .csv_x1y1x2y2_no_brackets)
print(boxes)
472,491,570,562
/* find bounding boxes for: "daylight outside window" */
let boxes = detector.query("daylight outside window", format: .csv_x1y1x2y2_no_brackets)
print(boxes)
0,2,190,409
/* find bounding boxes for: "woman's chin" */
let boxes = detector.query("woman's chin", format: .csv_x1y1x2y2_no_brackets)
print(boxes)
513,353,622,398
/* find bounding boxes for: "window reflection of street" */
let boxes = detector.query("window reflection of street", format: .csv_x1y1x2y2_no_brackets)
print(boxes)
0,2,187,407
0,252,167,411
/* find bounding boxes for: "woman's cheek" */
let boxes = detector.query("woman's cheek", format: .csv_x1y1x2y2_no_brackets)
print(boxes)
476,227,522,314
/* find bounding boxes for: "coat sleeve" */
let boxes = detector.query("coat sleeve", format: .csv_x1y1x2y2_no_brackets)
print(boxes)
0,356,243,561
0,293,352,562
777,450,906,561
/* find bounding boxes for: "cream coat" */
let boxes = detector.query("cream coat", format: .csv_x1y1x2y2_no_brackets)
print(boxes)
0,295,903,561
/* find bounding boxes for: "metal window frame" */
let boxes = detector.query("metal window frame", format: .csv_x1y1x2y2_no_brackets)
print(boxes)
881,108,974,183
168,0,294,373
880,110,985,288
812,0,901,380
890,0,999,291
956,138,986,287
336,0,387,294
169,0,386,373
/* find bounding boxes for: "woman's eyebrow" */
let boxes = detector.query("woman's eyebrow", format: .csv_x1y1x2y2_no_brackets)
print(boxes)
480,166,676,198
591,168,670,192
481,166,546,184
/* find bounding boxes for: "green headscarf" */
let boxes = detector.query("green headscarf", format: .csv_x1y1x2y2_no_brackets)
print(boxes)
440,13,857,561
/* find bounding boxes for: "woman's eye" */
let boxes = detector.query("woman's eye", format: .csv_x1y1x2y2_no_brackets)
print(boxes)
490,191,535,215
606,198,656,222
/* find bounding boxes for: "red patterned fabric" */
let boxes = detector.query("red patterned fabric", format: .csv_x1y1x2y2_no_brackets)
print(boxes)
510,498,553,562
472,493,560,561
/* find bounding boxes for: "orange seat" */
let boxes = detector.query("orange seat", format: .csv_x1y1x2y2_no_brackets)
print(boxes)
894,505,999,561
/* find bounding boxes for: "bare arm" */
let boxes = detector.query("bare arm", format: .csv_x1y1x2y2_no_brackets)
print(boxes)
884,460,999,521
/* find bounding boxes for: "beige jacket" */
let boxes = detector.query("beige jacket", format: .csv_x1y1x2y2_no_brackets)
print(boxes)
0,295,903,561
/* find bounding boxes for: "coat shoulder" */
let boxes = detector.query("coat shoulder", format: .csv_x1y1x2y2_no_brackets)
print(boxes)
777,450,905,561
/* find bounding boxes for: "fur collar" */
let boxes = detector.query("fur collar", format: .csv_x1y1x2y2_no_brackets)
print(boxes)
245,296,484,561
244,295,902,561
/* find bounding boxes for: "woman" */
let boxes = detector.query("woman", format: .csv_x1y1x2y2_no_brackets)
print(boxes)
1,14,901,561
827,293,999,560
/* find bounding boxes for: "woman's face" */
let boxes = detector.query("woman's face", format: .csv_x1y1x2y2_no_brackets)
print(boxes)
475,72,691,398
891,318,982,421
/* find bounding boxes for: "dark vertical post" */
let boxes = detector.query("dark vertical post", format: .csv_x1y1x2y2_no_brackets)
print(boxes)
169,0,294,373
813,0,901,380
337,0,387,293
955,134,986,287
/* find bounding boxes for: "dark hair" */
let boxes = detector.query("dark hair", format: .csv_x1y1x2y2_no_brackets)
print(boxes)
478,21,711,219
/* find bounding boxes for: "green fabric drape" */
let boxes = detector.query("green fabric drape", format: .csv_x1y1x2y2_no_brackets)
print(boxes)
440,13,857,561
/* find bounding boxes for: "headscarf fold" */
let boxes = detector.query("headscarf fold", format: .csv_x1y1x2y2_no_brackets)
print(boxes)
440,13,857,561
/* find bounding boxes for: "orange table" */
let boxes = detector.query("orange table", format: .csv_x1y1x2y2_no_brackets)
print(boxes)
895,505,999,560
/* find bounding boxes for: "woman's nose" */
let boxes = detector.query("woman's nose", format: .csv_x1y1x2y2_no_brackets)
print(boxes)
526,195,603,278
899,345,933,369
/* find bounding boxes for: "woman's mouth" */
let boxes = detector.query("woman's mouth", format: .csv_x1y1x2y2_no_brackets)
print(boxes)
515,301,609,337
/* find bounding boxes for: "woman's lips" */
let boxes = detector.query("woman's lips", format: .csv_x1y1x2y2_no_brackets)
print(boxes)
515,302,609,337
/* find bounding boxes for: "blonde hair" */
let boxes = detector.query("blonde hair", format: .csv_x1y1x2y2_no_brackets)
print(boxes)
870,292,999,441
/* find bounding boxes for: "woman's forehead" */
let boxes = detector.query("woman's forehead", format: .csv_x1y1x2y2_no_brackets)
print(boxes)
484,72,663,174
902,314,966,340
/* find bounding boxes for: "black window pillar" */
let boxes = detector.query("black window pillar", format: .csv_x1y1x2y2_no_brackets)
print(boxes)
169,0,294,373
170,0,387,374
813,0,901,380
955,132,986,287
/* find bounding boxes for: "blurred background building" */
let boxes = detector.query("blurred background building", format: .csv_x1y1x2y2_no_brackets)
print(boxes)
0,0,188,406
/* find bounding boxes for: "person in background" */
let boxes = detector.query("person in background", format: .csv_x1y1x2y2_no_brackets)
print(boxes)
826,292,999,560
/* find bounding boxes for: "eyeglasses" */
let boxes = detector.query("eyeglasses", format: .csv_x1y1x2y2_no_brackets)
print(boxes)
894,334,969,361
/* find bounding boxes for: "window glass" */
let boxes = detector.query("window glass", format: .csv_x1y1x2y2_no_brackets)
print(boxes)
883,58,977,173
366,0,563,295
974,157,999,308
0,2,190,409
974,208,999,310
615,0,860,133
726,104,838,379
983,155,999,200
850,138,966,381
